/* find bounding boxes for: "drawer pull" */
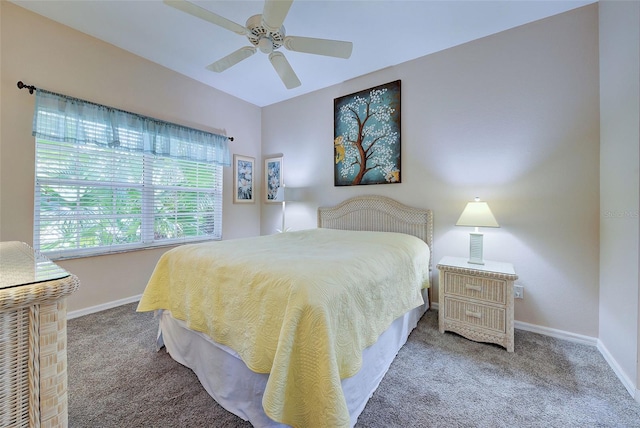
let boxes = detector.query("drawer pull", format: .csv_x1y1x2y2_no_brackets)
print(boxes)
465,283,482,292
465,310,482,319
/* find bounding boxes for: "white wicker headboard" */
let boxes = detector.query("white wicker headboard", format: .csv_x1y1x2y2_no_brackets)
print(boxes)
317,195,434,271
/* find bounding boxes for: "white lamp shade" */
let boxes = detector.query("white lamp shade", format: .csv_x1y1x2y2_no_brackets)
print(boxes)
456,201,499,228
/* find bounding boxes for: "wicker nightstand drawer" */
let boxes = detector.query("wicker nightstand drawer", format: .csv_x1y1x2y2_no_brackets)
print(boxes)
437,256,517,352
443,297,506,333
443,272,506,304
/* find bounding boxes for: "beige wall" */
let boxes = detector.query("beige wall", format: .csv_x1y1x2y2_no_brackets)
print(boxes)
0,2,607,339
0,2,262,312
599,0,640,400
4,0,638,401
262,5,601,336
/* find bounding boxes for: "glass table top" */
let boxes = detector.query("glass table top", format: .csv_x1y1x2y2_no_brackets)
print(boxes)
0,241,70,290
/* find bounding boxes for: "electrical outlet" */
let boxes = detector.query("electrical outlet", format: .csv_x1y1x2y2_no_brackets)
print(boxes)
514,284,524,299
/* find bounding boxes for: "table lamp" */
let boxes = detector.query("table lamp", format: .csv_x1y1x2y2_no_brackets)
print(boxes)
456,197,499,265
275,184,290,232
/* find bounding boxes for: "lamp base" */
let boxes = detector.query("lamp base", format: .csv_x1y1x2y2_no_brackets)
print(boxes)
468,232,484,265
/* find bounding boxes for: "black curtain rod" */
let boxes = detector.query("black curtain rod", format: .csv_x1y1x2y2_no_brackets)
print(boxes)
16,81,234,142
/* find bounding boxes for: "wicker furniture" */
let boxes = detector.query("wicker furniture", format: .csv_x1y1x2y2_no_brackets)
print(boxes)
437,256,517,352
318,195,434,301
0,242,80,428
317,195,433,267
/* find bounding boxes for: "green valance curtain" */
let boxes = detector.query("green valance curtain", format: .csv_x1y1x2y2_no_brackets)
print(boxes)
32,89,231,166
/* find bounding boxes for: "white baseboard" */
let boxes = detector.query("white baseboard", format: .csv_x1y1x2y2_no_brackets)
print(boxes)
514,320,598,346
597,339,637,399
67,294,142,319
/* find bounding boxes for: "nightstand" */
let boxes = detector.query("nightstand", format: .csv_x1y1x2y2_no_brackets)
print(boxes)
436,256,518,352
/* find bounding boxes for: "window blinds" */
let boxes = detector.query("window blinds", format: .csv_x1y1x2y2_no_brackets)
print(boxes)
32,90,227,259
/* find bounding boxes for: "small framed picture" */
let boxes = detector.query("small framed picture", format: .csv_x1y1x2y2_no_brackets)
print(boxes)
233,154,255,204
264,156,283,203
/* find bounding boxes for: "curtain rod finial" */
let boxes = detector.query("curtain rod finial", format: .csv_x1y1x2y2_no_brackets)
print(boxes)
17,81,36,94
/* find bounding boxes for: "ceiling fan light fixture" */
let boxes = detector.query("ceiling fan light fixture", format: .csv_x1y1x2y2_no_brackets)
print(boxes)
258,37,274,54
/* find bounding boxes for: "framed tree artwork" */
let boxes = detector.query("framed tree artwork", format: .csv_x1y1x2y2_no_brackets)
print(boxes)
233,154,255,204
334,80,401,186
264,156,283,203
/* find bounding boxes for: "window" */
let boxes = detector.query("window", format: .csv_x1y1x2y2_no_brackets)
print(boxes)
32,90,229,259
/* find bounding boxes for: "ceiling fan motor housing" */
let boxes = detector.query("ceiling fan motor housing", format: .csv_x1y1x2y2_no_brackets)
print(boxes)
246,14,285,53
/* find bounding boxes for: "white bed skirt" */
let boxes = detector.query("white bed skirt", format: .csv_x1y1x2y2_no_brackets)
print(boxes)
157,289,429,428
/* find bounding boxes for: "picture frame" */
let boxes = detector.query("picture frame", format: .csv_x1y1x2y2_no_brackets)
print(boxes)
233,154,255,204
264,156,283,203
334,80,401,186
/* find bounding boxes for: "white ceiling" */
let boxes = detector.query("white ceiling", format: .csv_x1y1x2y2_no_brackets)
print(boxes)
11,0,594,107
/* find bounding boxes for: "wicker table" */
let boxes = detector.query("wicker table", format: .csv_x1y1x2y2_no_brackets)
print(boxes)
0,242,80,428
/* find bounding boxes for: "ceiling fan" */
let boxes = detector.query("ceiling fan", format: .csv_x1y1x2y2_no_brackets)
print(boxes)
164,0,353,89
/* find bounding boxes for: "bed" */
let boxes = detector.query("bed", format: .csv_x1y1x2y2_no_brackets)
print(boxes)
137,195,433,427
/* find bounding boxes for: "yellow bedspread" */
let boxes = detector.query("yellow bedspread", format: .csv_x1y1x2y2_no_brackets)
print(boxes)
137,228,430,428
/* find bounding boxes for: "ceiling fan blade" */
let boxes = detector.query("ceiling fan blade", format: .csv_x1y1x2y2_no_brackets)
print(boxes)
283,36,353,59
262,0,294,32
268,52,301,89
164,0,248,35
207,47,257,72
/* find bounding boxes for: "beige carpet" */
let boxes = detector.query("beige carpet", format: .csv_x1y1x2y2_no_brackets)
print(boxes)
67,303,640,427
